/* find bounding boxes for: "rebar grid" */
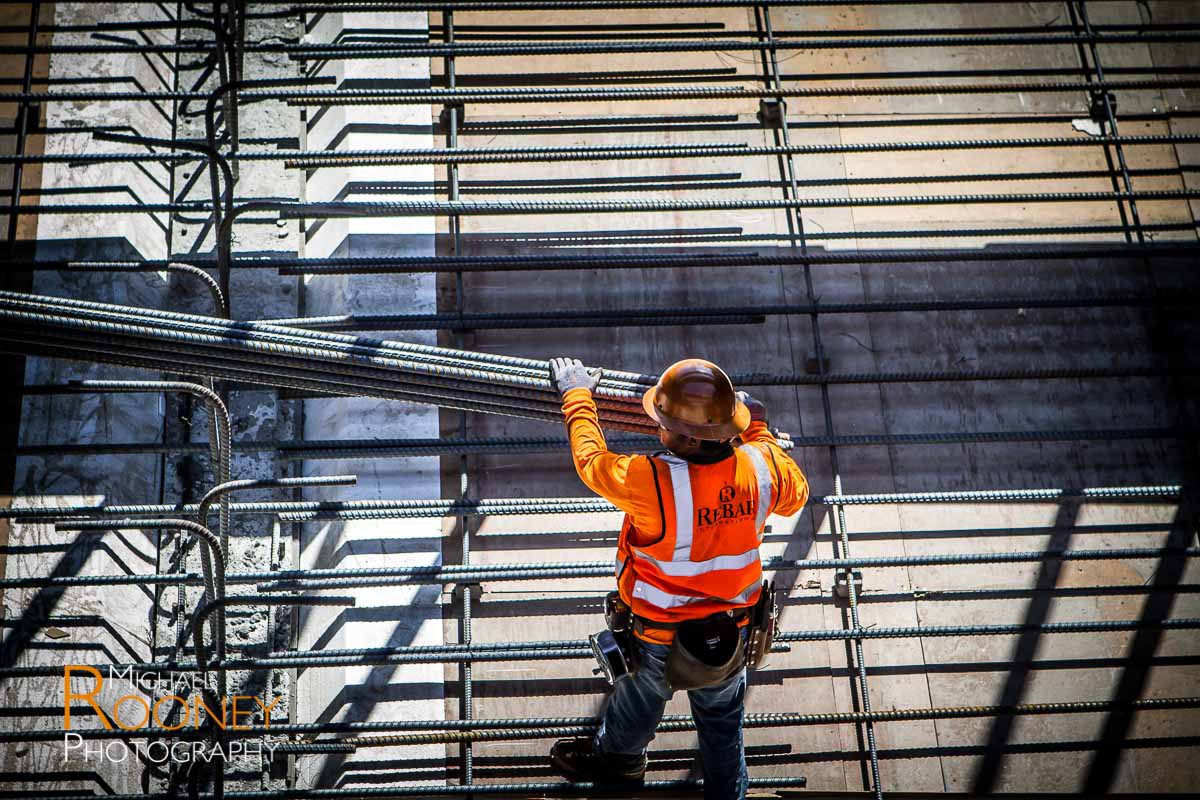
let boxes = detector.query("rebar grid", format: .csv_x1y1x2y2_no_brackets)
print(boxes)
0,1,1197,798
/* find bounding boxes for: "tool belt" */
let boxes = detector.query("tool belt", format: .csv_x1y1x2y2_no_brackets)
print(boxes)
631,608,746,691
639,580,777,689
593,585,776,690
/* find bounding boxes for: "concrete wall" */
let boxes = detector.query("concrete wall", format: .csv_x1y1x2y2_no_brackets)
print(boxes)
295,9,446,789
1,3,174,794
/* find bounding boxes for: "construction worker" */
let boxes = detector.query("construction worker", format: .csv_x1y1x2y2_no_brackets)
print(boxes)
547,357,809,799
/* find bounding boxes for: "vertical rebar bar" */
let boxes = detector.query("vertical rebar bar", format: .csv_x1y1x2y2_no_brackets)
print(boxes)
6,0,39,256
443,9,474,791
1072,1,1145,243
757,6,883,797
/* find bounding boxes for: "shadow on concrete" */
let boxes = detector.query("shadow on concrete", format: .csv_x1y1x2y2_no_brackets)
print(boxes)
0,532,105,669
309,584,443,789
971,496,1082,793
1083,481,1197,793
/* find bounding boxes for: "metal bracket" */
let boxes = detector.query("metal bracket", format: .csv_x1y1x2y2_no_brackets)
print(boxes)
440,102,466,128
453,582,483,603
758,97,785,129
22,102,40,135
834,570,864,600
1089,91,1117,124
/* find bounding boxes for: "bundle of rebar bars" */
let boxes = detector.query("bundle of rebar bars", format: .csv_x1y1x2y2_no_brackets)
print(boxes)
0,289,665,434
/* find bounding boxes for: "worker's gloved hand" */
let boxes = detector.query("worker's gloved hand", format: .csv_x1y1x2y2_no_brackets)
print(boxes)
550,357,603,399
736,390,768,424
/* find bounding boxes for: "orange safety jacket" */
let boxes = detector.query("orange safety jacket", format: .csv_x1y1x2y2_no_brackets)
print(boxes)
561,387,810,643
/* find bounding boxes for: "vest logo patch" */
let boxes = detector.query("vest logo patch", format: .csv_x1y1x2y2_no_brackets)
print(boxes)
697,484,754,527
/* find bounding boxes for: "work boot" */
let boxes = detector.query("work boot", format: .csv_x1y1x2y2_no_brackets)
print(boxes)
550,736,647,784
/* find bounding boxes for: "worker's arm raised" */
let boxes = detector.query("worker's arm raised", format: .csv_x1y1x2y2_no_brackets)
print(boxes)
737,391,810,517
559,386,640,510
551,358,645,518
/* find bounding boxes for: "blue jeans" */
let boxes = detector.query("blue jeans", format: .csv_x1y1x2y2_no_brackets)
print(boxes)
595,636,749,800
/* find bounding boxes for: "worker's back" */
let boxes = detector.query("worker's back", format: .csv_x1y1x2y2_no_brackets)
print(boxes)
615,441,785,629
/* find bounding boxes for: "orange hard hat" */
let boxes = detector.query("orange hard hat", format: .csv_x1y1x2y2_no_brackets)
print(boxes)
642,358,750,441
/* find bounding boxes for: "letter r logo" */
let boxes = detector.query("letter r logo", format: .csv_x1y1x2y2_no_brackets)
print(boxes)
718,485,735,504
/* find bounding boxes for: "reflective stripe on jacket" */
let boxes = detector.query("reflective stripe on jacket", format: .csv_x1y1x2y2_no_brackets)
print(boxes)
615,445,773,625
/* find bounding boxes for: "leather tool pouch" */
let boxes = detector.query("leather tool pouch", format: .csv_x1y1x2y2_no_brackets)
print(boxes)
745,580,778,670
665,611,746,691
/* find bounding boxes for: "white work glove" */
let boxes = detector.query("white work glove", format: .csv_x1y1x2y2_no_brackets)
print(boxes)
549,357,603,399
736,390,768,425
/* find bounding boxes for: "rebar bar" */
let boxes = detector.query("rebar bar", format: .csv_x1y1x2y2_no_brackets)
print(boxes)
16,426,1192,460
3,484,1180,524
53,518,228,698
275,78,1200,105
0,291,667,432
4,695,1193,745
259,293,1187,332
14,242,1197,275
277,190,1200,218
3,617,1194,679
279,134,1200,168
3,544,1190,592
253,547,1199,591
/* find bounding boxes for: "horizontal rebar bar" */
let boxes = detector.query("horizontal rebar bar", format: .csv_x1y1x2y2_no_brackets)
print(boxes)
15,426,1192,460
279,190,1200,219
0,778,812,797
1,547,1191,591
260,293,1187,332
0,292,669,434
277,36,1200,58
279,134,1200,167
255,547,1198,589
9,33,1200,59
12,134,1200,167
21,363,1188,404
3,482,1179,522
10,186,1200,219
3,619,1194,679
0,288,654,385
3,695,1191,746
278,79,1200,105
5,72,1199,107
10,242,1199,276
823,485,1184,504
